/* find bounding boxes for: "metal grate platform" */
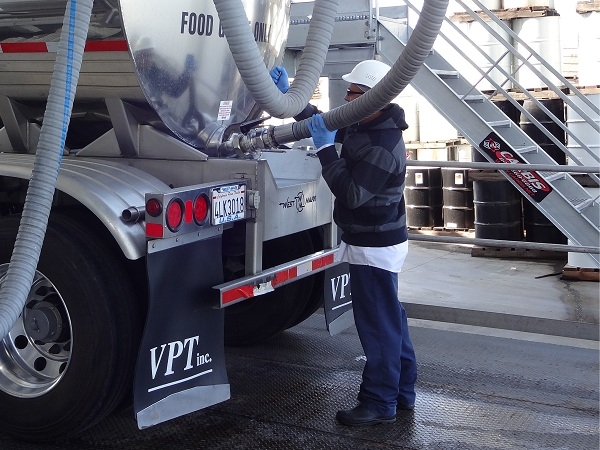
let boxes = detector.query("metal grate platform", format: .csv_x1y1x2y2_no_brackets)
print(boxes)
1,313,598,449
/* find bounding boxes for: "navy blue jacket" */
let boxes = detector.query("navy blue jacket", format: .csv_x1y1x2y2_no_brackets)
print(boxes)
299,104,409,247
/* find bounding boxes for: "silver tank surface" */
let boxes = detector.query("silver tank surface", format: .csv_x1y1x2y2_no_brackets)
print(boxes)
121,0,290,147
0,0,290,148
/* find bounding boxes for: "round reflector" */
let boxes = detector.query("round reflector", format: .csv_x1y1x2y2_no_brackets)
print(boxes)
145,198,162,217
166,199,184,232
194,194,209,224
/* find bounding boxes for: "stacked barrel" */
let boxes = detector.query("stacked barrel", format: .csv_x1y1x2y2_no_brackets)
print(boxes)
405,167,443,229
402,0,596,253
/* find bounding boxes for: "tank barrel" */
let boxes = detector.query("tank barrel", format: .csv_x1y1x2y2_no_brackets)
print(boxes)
0,0,292,154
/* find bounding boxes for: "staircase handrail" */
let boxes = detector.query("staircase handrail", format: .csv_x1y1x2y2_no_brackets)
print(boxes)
458,0,599,120
401,0,598,178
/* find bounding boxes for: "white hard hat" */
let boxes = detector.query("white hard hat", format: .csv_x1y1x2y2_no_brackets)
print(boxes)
342,60,391,89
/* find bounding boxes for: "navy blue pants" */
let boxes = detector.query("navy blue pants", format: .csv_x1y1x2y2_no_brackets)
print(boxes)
350,263,417,416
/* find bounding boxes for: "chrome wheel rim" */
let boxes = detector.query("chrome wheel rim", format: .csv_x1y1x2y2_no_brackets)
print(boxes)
0,265,72,398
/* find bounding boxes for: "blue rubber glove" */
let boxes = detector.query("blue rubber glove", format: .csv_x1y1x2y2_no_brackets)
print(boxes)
269,66,289,93
307,114,336,149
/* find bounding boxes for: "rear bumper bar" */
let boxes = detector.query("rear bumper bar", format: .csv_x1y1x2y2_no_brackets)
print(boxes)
213,248,339,308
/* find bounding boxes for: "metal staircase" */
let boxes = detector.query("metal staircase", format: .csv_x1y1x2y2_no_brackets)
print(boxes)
288,0,599,267
375,0,599,266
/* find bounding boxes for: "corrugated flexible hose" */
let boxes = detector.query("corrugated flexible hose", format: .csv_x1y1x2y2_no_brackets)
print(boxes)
281,0,450,144
0,0,449,338
216,0,449,144
214,0,340,119
0,0,93,340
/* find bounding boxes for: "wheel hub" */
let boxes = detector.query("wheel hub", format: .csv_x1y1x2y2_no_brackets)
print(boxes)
0,266,72,398
24,301,63,343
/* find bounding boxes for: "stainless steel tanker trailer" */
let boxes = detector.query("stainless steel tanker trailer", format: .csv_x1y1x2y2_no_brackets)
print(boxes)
0,0,448,441
0,0,345,440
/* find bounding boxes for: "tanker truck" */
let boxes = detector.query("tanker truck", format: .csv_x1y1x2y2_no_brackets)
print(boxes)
0,0,448,441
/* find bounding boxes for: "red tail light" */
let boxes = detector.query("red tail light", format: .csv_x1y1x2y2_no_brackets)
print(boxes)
166,199,184,231
144,182,246,239
194,194,209,224
146,198,162,217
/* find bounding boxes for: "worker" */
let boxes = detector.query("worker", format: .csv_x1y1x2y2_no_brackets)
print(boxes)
270,61,417,426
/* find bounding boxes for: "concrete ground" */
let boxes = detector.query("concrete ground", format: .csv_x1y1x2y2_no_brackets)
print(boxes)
3,313,597,450
401,240,599,342
1,240,598,449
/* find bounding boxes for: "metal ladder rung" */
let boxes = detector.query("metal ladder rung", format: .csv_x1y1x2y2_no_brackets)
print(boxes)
515,146,538,155
375,16,599,266
489,119,512,128
574,197,595,212
544,172,564,182
433,69,459,79
463,95,485,103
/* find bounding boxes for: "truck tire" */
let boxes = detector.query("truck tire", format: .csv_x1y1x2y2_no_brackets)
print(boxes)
286,227,326,328
288,271,324,328
224,231,316,346
0,213,142,442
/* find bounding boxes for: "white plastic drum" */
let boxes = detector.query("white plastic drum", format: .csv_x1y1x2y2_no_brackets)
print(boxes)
566,93,600,167
394,84,420,143
512,16,562,89
566,93,600,268
417,94,459,143
462,19,512,91
578,11,600,86
434,17,510,92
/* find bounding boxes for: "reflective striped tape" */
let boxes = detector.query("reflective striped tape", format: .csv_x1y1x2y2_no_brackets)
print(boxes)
221,253,335,306
0,40,128,54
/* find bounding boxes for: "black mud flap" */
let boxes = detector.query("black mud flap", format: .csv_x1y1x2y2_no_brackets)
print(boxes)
134,235,230,429
322,262,353,336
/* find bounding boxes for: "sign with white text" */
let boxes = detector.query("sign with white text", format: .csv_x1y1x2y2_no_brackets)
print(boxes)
323,262,353,336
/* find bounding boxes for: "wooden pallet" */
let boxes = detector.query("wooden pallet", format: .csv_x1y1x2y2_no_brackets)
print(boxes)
489,85,600,102
471,246,566,260
573,85,600,95
562,266,600,282
451,7,558,23
409,226,474,232
405,138,469,149
577,1,600,13
490,87,569,101
408,227,475,238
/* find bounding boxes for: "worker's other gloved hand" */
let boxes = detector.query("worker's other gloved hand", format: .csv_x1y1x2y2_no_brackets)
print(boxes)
270,66,289,93
307,114,335,149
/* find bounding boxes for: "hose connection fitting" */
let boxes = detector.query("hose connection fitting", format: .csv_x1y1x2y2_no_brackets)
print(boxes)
220,126,278,159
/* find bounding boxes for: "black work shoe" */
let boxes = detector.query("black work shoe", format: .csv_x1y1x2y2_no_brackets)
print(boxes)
397,403,415,411
336,404,396,426
356,392,415,413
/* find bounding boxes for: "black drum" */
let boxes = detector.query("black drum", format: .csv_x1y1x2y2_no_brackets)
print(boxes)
473,180,523,240
520,99,567,240
523,200,568,244
405,167,443,228
442,168,474,229
520,99,567,165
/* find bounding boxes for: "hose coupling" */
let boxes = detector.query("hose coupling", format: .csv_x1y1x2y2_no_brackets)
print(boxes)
220,126,278,159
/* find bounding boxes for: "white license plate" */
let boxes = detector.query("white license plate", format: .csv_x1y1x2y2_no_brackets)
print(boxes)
211,184,246,225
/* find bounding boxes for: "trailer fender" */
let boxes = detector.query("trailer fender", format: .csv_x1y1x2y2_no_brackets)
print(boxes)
0,154,170,260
